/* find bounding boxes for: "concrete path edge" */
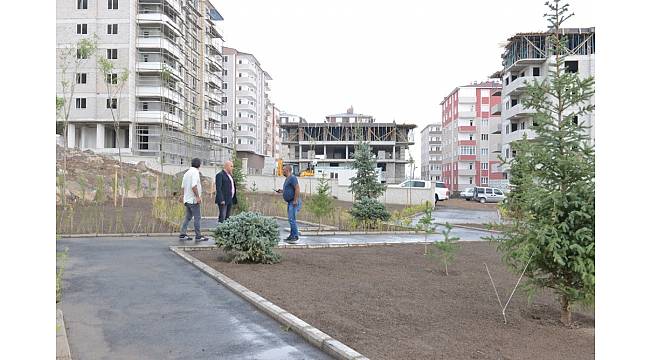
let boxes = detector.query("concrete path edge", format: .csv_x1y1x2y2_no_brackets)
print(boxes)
56,308,72,360
169,246,370,360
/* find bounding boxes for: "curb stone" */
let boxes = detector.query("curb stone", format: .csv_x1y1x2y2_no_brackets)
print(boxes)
169,246,368,360
56,309,72,360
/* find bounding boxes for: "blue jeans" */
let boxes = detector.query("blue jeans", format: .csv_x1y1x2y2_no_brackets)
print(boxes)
287,199,302,238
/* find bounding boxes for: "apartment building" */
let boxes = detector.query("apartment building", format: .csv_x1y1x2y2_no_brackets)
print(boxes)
56,0,230,166
494,28,595,181
420,123,442,181
440,81,503,193
280,108,416,184
265,104,282,159
221,47,272,172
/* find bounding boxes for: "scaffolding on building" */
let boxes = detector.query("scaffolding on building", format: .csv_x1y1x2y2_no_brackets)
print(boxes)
282,123,416,144
501,27,595,69
133,0,229,168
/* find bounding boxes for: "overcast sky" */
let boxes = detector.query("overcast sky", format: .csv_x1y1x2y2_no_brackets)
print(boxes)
214,0,595,172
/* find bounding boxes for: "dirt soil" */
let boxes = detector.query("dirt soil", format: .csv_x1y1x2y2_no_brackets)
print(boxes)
193,243,594,360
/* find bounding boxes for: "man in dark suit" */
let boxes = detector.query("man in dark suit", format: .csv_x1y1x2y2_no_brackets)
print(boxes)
215,160,237,222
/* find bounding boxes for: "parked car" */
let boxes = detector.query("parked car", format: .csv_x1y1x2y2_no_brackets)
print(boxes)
472,187,506,203
389,179,431,189
434,181,450,203
460,187,475,200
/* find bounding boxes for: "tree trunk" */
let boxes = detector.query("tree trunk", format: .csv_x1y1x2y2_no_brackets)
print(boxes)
444,261,448,276
560,295,572,325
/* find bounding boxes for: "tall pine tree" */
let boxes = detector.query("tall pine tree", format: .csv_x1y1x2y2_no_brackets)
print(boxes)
494,0,595,325
350,141,386,200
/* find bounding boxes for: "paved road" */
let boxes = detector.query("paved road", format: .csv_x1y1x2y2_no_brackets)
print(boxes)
57,237,332,360
410,207,500,226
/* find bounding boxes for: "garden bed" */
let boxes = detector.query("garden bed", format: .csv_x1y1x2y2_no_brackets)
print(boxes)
192,242,594,360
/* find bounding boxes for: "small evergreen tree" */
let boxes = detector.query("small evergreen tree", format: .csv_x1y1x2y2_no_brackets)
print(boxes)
416,201,437,255
350,141,386,200
493,0,595,325
305,175,335,230
427,223,460,276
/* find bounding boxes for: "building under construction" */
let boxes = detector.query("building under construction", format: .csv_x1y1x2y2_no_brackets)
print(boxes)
280,108,416,184
56,0,231,167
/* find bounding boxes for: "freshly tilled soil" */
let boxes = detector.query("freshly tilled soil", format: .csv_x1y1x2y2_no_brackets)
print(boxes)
193,242,594,360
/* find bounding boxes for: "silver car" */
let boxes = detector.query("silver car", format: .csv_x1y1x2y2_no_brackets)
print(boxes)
460,187,475,200
473,187,506,203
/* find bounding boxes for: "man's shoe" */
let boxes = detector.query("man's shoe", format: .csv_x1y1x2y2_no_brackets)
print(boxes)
179,234,192,241
284,235,294,241
195,235,209,242
286,237,299,244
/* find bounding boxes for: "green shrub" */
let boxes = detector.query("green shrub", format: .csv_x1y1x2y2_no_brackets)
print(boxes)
213,212,281,264
349,197,391,224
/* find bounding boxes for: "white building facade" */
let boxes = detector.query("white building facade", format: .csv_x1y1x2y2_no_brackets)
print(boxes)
420,123,442,181
56,0,230,166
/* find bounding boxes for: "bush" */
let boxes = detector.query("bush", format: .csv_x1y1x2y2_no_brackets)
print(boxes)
349,197,391,224
213,212,281,264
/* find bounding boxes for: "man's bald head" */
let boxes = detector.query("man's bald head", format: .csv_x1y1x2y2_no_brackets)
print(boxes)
224,160,234,174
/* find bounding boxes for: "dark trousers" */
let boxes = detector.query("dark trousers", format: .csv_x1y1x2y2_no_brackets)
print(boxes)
218,203,232,223
180,203,201,237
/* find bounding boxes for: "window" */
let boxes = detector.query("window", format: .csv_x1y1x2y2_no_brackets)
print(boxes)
222,82,227,89
573,115,579,125
221,124,228,130
485,188,493,194
481,134,488,141
238,60,242,64
481,177,489,185
142,102,148,110
108,0,118,10
107,49,118,59
469,162,473,170
565,61,578,73
238,73,243,78
76,24,87,34
503,173,508,180
481,162,489,170
222,96,227,103
222,69,228,76
221,137,228,144
505,124,510,134
521,122,525,130
76,49,88,59
459,146,475,155
476,187,485,194
221,110,227,116
107,24,118,34
105,73,117,84
77,0,88,9
76,73,87,84
469,177,473,185
238,112,242,117
511,123,518,132
494,189,503,195
237,139,242,144
413,181,426,188
469,134,473,141
248,139,254,145
106,98,117,109
533,67,540,76
506,148,510,158
224,56,228,62
75,98,86,109
481,148,488,156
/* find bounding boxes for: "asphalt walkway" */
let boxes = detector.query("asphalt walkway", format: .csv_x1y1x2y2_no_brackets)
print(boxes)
57,237,332,360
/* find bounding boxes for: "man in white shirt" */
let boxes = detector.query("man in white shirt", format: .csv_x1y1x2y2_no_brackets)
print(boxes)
179,158,208,242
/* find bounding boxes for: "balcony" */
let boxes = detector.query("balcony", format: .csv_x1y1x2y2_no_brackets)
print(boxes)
136,61,181,80
236,103,257,113
458,140,476,146
237,116,257,125
458,169,476,176
489,119,502,134
503,76,539,97
136,12,182,37
237,76,256,86
458,111,475,118
237,62,256,73
502,103,535,121
490,103,502,116
136,110,181,127
235,143,257,153
504,129,537,144
205,108,220,121
136,80,181,103
458,96,476,104
458,126,477,133
459,155,476,161
137,36,182,59
237,89,256,99
492,142,502,154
